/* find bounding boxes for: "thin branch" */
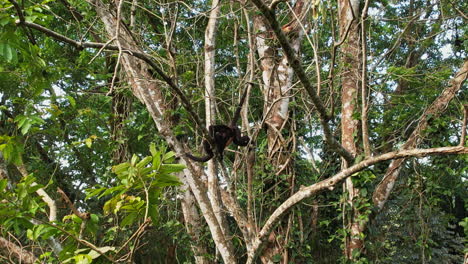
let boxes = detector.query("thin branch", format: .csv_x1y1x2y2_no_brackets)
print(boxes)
16,165,57,222
57,188,90,221
115,218,151,256
361,0,371,157
460,104,467,146
32,218,116,263
246,145,468,263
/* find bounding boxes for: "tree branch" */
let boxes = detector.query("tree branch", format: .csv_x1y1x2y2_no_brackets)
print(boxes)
246,145,468,263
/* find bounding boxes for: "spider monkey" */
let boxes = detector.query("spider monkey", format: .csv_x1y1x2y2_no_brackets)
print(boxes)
185,88,250,162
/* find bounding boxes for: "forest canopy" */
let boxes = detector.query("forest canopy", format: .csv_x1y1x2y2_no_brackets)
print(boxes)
0,0,466,263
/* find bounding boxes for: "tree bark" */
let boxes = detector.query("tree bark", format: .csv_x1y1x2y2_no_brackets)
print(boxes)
203,1,231,253
180,176,212,264
338,0,364,258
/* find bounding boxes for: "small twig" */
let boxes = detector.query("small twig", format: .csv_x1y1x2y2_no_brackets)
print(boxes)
89,36,116,64
116,218,151,256
450,1,468,20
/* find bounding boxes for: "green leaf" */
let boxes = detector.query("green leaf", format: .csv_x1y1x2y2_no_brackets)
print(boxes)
130,154,138,166
120,212,137,227
159,164,185,174
0,179,7,192
66,96,76,107
0,17,10,26
24,16,38,23
26,229,34,240
20,121,32,135
85,187,106,199
163,151,176,161
136,156,152,169
155,173,181,187
4,44,13,61
149,143,157,156
85,138,92,148
112,163,130,175
74,254,92,264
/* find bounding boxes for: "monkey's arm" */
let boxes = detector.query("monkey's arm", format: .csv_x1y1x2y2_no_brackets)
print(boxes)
232,126,250,146
185,140,214,162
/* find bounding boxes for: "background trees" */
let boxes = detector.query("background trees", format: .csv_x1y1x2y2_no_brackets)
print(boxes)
0,0,466,263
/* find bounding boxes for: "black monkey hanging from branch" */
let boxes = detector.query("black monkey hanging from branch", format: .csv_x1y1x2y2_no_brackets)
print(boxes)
186,88,250,162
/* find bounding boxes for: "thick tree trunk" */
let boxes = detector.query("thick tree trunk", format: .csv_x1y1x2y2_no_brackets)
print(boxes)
92,1,237,262
253,1,309,261
338,0,364,259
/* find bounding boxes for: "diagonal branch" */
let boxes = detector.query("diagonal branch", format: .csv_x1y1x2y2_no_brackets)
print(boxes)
373,59,468,209
250,0,354,163
246,145,468,263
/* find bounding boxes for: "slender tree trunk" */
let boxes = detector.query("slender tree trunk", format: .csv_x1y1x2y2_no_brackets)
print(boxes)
203,2,231,255
253,1,310,261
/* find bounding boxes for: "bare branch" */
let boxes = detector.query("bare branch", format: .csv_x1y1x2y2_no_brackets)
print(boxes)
373,60,468,209
57,188,90,221
16,165,57,222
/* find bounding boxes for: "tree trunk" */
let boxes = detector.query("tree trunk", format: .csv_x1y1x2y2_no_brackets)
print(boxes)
338,0,363,259
92,1,236,262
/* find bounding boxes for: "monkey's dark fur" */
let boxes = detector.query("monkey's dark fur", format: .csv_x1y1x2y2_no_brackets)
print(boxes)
185,89,250,162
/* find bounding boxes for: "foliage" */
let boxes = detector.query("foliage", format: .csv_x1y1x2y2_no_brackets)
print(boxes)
0,0,465,262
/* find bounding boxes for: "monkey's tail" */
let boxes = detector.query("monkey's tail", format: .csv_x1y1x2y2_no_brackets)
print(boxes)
185,140,214,162
230,86,249,127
